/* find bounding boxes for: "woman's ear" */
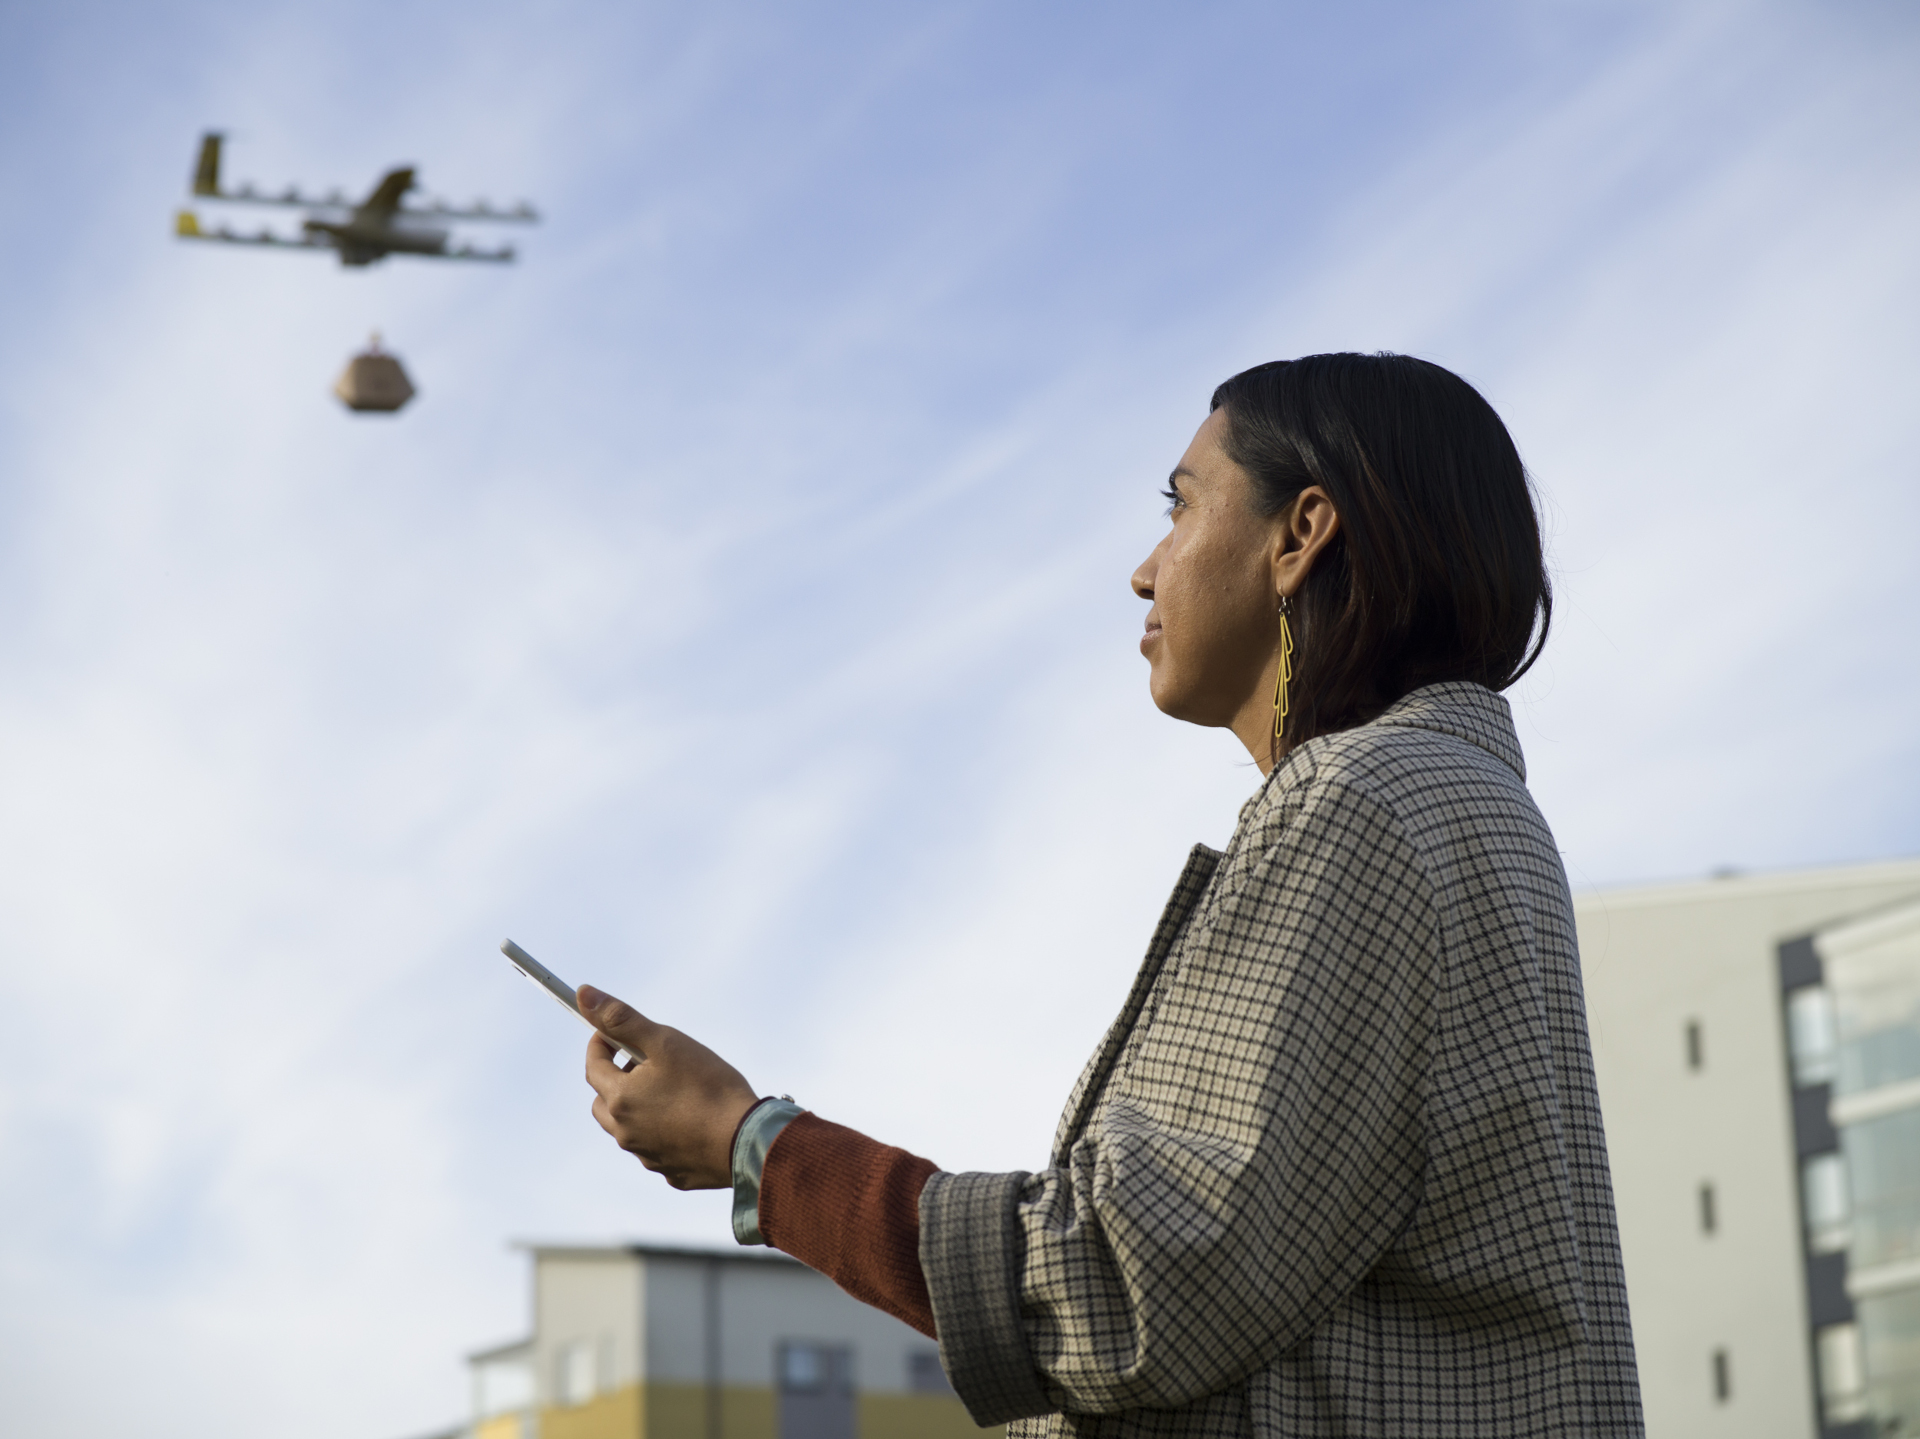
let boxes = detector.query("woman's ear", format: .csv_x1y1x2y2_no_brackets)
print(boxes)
1273,486,1341,596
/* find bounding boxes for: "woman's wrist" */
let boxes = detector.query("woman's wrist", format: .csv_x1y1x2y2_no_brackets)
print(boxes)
731,1095,805,1245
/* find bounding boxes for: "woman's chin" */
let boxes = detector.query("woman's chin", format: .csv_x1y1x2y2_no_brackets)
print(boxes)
1146,677,1197,723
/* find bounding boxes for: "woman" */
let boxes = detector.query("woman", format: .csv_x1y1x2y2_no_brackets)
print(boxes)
577,353,1644,1437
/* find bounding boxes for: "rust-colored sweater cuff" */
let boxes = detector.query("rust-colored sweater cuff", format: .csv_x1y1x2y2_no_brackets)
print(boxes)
757,1112,940,1339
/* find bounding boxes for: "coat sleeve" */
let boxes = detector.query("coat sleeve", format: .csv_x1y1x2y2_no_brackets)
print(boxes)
921,778,1442,1425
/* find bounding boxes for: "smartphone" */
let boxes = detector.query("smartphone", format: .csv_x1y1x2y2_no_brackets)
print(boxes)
501,938,640,1071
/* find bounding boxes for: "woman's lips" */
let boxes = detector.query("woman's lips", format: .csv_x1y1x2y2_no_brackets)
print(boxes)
1140,624,1162,655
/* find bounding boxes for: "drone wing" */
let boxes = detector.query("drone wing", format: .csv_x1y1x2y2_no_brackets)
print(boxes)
175,209,327,252
401,197,540,223
439,242,519,262
186,134,538,224
187,131,330,207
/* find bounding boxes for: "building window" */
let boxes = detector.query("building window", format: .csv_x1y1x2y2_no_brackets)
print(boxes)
1788,986,1839,1086
1712,1347,1731,1403
556,1339,596,1407
474,1357,533,1418
1803,1151,1852,1254
1838,1106,1920,1270
908,1350,953,1394
777,1342,853,1439
1699,1182,1717,1235
1817,1322,1867,1424
782,1343,824,1391
778,1341,852,1395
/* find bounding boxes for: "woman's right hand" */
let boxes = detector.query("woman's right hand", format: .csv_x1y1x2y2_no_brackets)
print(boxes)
578,985,760,1191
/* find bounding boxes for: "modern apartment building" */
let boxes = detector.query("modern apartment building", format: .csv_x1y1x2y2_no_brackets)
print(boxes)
466,1242,994,1439
1576,858,1920,1439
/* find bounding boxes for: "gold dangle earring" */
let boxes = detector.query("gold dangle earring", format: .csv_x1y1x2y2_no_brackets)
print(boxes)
1272,595,1295,745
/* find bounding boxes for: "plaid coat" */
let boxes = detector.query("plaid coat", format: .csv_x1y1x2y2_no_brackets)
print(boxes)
920,683,1642,1437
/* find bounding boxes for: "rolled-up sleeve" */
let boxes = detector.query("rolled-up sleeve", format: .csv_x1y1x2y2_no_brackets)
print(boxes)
922,779,1442,1424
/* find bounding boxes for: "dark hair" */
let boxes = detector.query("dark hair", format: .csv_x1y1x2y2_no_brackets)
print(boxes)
1209,352,1550,755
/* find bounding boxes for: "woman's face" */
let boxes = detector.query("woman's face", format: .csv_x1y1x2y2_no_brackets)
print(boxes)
1131,409,1338,764
1132,408,1287,733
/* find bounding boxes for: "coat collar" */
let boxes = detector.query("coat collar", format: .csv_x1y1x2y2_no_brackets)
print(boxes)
1369,681,1526,780
1248,682,1526,820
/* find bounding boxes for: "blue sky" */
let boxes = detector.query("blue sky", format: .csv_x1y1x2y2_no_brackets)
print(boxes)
1,2,1917,1435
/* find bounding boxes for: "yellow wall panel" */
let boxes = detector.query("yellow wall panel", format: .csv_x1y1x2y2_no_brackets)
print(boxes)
532,1377,991,1439
539,1382,641,1439
719,1385,775,1439
643,1380,775,1439
858,1392,1004,1439
474,1416,525,1439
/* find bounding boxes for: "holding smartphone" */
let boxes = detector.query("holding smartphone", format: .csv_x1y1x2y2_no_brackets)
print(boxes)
501,938,640,1071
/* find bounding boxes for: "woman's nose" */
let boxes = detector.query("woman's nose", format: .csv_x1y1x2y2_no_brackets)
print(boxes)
1132,544,1161,600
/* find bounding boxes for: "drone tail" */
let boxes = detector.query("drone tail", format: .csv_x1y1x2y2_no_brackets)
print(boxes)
192,133,223,197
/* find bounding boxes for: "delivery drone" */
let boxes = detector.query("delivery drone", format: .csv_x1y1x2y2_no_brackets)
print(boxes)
174,133,537,267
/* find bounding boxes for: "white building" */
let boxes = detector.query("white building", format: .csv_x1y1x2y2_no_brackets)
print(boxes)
1576,857,1920,1439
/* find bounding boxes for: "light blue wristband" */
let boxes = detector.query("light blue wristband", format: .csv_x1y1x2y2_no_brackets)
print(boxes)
731,1096,805,1246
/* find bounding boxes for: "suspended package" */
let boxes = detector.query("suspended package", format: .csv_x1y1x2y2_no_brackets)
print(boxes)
334,336,416,412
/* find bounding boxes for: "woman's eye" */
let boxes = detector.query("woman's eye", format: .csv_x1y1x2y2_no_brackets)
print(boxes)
1160,486,1185,515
